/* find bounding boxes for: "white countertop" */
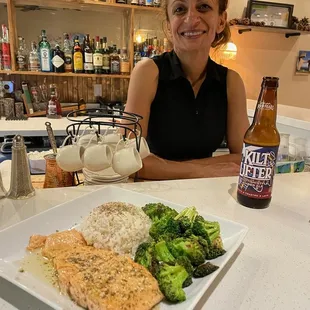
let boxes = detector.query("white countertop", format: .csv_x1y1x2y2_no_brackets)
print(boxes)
0,100,310,137
0,116,116,137
0,173,310,310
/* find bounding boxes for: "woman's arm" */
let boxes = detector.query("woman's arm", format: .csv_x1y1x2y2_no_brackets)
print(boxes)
226,69,250,153
138,154,240,180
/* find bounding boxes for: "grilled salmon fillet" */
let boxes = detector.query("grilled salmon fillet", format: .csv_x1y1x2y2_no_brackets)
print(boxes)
41,229,86,259
27,235,47,251
53,246,163,310
27,230,163,310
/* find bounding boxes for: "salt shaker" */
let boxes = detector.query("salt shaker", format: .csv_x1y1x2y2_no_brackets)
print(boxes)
7,135,35,200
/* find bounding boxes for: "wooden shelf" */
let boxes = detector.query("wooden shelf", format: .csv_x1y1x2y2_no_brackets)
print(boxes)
13,0,162,13
0,70,130,79
231,25,310,38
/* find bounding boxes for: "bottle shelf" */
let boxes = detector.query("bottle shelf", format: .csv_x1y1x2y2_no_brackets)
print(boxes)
0,70,130,79
13,0,162,13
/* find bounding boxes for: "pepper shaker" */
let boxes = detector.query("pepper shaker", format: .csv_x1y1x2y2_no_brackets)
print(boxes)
7,135,35,200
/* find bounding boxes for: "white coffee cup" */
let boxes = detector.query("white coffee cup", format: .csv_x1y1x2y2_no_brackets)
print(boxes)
127,131,150,159
56,136,84,172
101,126,123,144
82,136,113,172
112,140,142,176
77,126,99,148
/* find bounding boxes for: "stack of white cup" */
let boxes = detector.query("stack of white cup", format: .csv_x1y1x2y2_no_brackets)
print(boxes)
55,127,150,184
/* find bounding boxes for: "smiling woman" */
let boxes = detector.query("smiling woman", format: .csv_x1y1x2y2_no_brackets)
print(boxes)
124,0,250,180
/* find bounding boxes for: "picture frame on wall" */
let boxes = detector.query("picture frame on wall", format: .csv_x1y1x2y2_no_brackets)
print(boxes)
246,0,294,29
296,51,310,74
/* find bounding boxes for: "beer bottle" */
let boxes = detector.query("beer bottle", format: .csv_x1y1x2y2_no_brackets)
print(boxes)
237,77,280,209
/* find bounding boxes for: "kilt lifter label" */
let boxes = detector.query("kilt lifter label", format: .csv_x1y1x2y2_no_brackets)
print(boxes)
238,144,278,199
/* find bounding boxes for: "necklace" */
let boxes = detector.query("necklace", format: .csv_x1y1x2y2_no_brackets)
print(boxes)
190,66,207,88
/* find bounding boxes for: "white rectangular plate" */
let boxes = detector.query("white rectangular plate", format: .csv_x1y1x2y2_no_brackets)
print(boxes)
0,186,248,310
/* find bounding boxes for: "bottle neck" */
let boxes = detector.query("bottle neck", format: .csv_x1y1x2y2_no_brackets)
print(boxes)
253,87,278,127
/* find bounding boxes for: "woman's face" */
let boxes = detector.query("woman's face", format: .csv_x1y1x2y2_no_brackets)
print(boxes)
167,0,226,52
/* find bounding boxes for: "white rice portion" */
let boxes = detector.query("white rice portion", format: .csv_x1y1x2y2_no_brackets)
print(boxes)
79,202,152,256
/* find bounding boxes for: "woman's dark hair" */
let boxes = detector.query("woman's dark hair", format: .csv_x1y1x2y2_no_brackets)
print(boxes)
161,0,231,49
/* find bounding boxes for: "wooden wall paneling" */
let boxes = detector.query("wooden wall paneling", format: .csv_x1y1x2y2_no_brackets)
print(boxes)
102,78,107,101
58,76,69,103
67,76,73,103
72,76,78,102
88,77,95,102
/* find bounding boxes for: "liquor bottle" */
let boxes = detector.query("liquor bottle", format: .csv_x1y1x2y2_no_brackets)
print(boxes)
63,33,73,73
110,45,120,74
51,44,65,73
39,30,52,72
131,0,139,4
1,24,11,70
73,36,83,73
93,36,103,74
46,85,62,118
153,0,160,6
237,77,280,209
84,34,94,74
116,0,126,3
0,40,3,70
102,37,110,74
120,48,130,75
28,41,40,72
91,38,95,51
16,36,27,71
133,44,141,67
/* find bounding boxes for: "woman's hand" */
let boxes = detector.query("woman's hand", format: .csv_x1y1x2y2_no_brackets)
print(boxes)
203,162,240,178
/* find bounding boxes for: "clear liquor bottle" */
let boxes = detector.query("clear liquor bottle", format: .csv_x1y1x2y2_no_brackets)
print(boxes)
28,41,40,72
16,36,27,71
63,33,73,73
39,30,52,72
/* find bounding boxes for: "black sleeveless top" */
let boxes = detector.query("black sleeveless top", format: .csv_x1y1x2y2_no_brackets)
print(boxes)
146,50,228,161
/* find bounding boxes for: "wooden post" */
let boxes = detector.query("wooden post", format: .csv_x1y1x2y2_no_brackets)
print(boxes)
129,8,135,75
7,0,17,71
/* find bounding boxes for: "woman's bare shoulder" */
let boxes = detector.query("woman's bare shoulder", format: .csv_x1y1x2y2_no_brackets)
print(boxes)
131,58,159,81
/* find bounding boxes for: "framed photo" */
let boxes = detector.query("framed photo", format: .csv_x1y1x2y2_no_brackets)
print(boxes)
296,51,310,74
246,0,294,29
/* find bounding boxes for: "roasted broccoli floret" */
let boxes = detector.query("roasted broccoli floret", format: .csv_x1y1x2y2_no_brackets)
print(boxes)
175,256,194,288
206,246,226,260
134,242,155,271
193,262,219,278
174,206,198,232
192,215,221,245
167,237,206,266
155,240,175,264
156,264,189,302
142,203,178,222
149,215,181,242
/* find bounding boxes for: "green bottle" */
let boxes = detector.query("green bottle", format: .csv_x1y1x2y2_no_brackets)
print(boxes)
39,30,52,72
